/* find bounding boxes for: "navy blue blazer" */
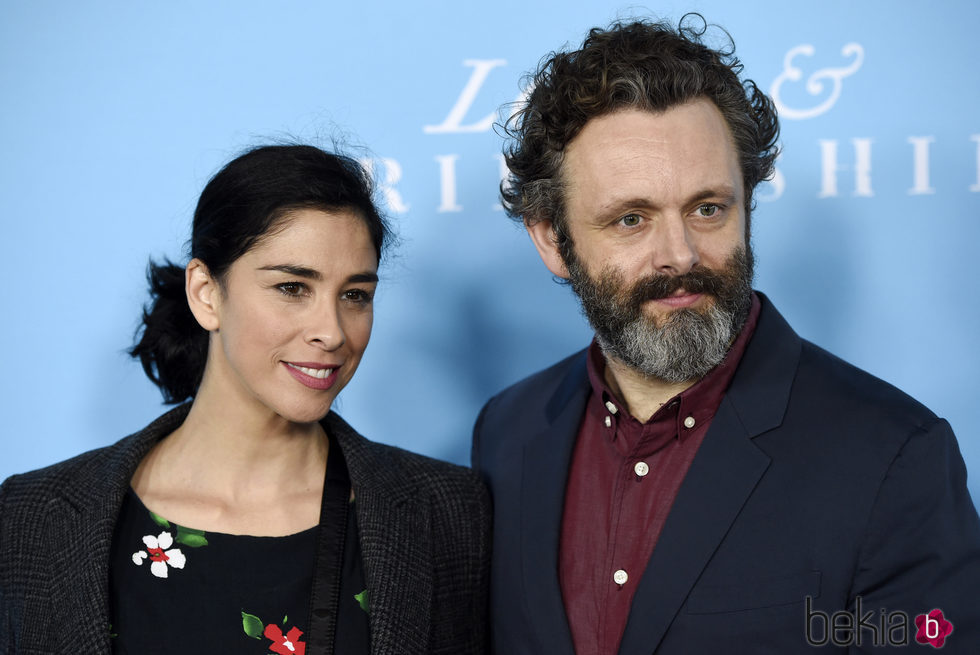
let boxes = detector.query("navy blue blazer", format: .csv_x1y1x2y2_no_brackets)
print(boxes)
472,295,980,654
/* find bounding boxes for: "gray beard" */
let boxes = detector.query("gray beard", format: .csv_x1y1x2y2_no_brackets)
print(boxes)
595,300,737,382
566,246,754,383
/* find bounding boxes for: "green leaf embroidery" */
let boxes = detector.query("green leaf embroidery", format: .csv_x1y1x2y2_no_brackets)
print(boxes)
242,612,264,639
177,533,208,547
355,589,369,613
178,525,206,537
283,615,288,624
175,528,209,548
148,511,170,529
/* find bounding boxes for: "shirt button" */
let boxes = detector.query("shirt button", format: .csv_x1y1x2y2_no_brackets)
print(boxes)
684,416,696,429
634,461,649,477
613,569,628,585
605,401,619,414
605,416,612,428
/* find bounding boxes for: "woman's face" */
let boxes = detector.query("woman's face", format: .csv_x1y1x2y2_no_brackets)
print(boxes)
200,207,379,425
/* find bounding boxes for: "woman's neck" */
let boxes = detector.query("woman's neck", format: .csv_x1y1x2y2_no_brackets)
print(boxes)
131,387,329,536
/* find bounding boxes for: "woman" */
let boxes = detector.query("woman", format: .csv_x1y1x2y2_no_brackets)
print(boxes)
0,145,490,654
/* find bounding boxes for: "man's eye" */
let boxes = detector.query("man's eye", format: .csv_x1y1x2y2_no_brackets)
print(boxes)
620,214,642,227
697,204,720,218
276,282,306,296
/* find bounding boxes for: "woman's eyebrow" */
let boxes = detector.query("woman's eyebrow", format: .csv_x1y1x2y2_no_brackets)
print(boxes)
257,264,321,279
348,272,379,284
258,265,378,285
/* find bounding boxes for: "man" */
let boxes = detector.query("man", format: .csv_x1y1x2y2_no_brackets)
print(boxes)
472,15,980,654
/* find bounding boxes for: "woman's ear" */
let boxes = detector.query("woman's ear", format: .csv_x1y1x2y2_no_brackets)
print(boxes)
525,216,570,279
185,259,221,331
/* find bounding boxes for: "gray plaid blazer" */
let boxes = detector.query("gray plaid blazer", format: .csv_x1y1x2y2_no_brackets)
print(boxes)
0,404,490,654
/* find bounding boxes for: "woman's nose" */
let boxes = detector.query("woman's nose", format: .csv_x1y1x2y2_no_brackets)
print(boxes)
306,303,346,350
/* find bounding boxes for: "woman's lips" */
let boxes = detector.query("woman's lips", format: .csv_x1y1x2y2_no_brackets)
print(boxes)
283,362,339,390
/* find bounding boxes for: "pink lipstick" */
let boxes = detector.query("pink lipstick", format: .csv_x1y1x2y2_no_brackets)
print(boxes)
283,362,339,390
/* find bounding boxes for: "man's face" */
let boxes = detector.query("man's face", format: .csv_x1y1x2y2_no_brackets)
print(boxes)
527,100,754,381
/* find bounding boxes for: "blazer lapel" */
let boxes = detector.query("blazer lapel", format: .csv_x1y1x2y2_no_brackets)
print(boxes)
520,354,590,655
357,491,433,654
330,415,433,654
617,295,801,655
41,405,188,654
42,494,116,652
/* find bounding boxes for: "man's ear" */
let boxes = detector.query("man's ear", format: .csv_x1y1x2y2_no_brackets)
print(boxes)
525,217,570,279
185,258,221,331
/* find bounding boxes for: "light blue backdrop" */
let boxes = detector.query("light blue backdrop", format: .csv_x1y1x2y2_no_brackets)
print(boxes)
2,2,978,502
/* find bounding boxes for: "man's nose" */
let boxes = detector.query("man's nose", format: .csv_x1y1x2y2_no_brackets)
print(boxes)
651,215,699,275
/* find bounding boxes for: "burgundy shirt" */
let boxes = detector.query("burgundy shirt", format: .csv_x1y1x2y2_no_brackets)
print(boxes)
559,295,761,655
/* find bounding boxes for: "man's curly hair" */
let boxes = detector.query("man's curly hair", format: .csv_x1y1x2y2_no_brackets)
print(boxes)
500,14,780,242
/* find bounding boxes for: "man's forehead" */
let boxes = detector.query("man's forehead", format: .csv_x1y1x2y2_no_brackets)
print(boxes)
561,102,744,211
565,101,734,156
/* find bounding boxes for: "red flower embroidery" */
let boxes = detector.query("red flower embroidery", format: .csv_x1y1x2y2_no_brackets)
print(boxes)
146,547,169,563
264,623,306,655
915,609,953,648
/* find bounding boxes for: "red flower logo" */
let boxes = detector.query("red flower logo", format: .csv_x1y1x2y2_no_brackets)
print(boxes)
915,609,953,648
263,623,306,655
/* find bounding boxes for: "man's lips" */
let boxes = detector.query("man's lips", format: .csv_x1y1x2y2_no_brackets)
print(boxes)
649,291,704,308
283,362,340,390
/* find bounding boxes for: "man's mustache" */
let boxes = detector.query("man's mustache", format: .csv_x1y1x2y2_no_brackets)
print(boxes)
626,268,732,304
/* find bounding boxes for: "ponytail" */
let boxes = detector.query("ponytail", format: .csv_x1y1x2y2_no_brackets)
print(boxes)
130,259,208,404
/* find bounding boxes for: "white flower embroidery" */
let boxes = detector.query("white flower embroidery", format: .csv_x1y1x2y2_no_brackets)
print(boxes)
131,531,186,578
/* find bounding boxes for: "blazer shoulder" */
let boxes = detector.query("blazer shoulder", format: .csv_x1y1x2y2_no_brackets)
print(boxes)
480,348,588,420
1,438,131,511
0,434,144,597
328,412,488,507
373,439,488,502
1,404,187,520
490,349,586,400
797,338,939,428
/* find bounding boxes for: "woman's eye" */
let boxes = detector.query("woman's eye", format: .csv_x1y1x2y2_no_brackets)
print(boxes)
276,282,307,297
344,289,374,304
620,214,642,227
697,204,721,218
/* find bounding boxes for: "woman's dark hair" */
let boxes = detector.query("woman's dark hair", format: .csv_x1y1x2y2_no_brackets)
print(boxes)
130,145,391,404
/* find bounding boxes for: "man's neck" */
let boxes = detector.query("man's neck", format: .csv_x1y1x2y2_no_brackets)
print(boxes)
602,355,696,423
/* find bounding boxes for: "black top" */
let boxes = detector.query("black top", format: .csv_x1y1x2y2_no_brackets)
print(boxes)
108,489,370,654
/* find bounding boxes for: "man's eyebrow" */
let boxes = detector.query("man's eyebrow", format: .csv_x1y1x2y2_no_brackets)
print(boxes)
594,186,739,218
257,264,322,280
689,186,738,204
591,196,656,223
597,197,652,214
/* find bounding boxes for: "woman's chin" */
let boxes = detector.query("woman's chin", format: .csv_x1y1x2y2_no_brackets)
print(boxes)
283,406,334,426
265,395,336,426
